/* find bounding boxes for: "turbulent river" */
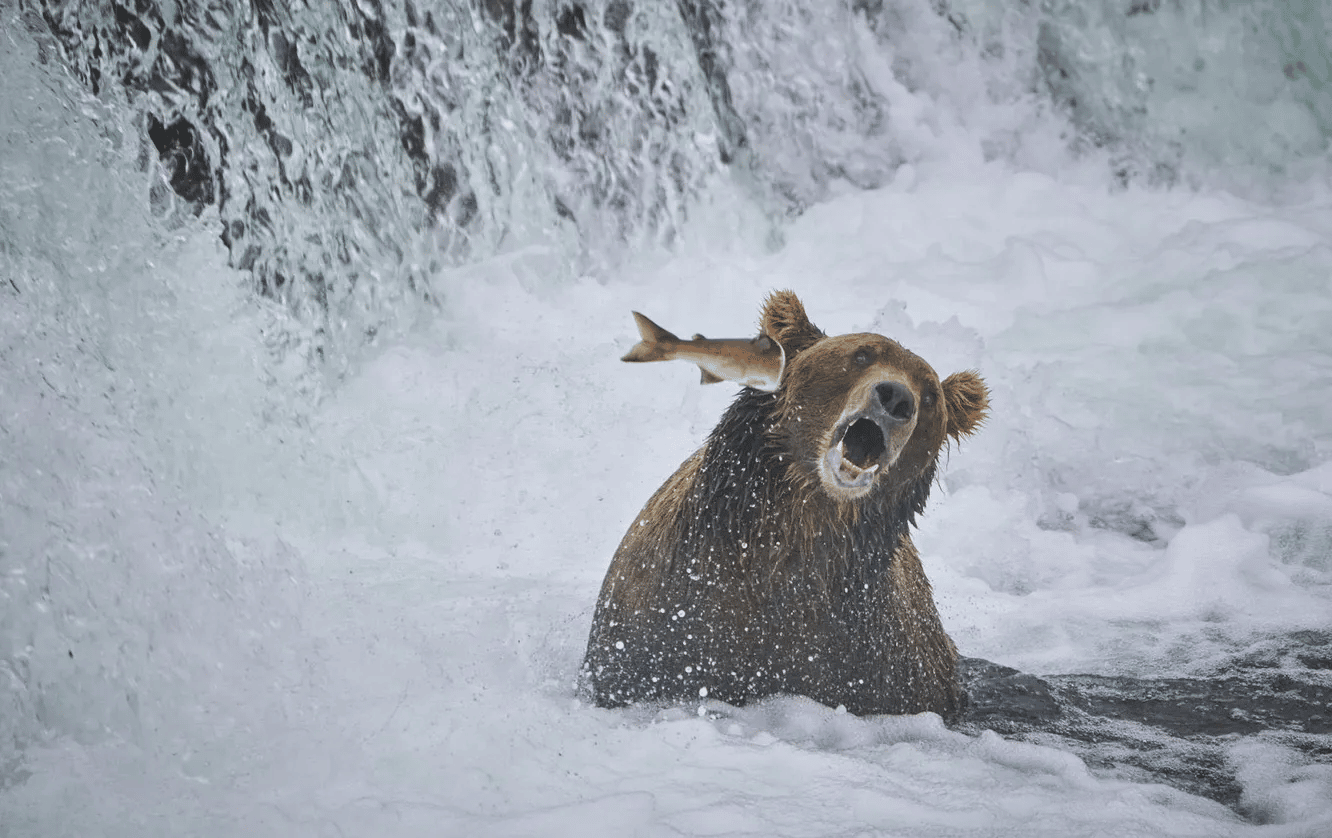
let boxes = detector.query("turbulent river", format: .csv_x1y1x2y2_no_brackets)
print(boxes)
3,1,1332,835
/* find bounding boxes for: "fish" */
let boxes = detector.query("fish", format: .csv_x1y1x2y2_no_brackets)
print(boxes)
620,311,786,391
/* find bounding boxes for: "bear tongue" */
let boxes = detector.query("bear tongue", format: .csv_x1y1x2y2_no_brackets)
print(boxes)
835,444,881,483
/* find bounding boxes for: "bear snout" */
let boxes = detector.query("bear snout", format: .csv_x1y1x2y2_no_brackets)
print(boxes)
815,375,924,498
874,381,915,424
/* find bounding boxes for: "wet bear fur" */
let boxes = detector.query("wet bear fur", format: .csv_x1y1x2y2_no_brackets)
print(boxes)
582,291,989,718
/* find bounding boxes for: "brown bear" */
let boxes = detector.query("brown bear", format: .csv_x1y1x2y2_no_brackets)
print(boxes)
582,291,989,718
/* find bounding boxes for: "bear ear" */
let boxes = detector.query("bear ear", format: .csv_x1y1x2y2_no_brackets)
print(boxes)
942,370,990,442
760,290,825,359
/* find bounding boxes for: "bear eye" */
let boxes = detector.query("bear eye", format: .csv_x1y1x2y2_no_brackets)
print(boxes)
853,349,871,367
921,389,936,408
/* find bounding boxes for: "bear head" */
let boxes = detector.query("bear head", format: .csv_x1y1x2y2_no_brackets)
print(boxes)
761,290,989,505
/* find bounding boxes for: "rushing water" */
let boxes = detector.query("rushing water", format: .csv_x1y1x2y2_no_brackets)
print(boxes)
4,0,1332,835
23,0,1332,371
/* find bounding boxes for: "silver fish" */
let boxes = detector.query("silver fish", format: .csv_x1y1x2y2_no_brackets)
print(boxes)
620,311,786,391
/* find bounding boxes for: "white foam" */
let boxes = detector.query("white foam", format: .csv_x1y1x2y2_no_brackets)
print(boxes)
4,8,1332,838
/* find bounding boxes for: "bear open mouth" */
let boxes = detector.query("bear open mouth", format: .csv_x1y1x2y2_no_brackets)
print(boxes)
821,415,888,493
841,418,887,468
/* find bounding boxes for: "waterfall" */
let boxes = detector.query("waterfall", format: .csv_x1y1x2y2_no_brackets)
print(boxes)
28,0,1328,375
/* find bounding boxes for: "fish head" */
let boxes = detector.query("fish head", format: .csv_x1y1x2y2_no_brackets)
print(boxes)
738,332,786,390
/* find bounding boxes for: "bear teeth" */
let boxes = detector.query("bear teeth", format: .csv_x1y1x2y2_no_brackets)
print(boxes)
835,457,880,480
832,448,881,487
823,415,889,493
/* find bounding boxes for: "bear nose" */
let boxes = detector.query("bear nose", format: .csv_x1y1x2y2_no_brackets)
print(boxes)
874,381,915,424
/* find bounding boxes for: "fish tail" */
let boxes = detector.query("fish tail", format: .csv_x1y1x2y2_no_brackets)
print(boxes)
621,312,679,362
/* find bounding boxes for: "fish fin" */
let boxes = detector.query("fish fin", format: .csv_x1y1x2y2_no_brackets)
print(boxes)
621,311,679,362
699,367,725,384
